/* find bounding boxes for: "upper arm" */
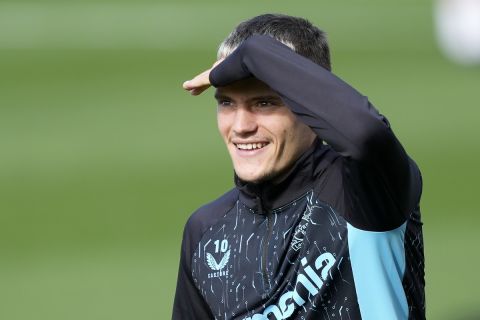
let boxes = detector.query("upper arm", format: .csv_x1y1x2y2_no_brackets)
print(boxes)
342,155,422,231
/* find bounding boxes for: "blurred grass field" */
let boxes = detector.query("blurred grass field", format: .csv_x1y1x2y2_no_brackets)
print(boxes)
1,0,479,319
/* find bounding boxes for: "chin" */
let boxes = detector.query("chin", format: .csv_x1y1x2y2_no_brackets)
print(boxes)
236,173,263,183
236,166,284,184
235,168,270,184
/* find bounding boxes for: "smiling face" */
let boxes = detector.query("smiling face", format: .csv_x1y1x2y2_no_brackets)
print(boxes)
216,77,316,183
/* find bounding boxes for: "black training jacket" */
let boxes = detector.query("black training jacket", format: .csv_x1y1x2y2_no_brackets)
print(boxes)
172,35,425,320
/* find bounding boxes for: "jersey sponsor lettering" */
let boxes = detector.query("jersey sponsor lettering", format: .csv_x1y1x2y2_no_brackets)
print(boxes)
243,252,336,320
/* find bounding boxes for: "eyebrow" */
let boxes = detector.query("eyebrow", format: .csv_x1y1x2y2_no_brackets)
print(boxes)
214,93,282,103
214,93,231,101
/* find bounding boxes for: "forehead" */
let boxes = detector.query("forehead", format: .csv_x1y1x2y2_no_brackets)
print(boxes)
215,77,278,100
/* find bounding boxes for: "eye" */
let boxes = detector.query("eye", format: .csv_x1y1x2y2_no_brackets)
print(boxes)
217,99,233,107
256,100,275,107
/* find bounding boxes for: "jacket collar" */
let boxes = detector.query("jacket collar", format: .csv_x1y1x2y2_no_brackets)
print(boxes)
235,138,326,213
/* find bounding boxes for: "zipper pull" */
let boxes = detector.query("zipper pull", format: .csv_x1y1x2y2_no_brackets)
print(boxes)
256,196,264,215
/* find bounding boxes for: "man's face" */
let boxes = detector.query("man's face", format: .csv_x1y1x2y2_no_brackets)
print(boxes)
216,77,316,183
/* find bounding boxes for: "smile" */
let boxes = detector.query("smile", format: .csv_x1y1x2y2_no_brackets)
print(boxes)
234,142,269,150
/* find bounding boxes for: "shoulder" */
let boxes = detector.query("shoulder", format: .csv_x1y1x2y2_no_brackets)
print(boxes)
312,145,344,194
186,188,238,230
182,188,239,248
312,145,346,214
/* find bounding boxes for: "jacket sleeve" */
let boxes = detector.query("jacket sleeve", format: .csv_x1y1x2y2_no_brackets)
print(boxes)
172,219,214,319
209,35,422,231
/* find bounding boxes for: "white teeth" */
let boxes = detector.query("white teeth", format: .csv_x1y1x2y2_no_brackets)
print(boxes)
236,142,267,150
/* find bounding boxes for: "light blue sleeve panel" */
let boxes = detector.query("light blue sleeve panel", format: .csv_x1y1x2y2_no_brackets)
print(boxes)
347,222,408,320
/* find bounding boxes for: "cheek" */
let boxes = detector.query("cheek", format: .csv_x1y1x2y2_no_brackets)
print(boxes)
217,112,231,140
291,123,315,152
274,117,311,155
273,118,297,145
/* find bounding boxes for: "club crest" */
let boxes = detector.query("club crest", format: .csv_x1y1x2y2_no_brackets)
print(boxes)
206,250,230,271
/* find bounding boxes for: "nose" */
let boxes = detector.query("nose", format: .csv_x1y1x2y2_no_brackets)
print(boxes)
232,107,258,136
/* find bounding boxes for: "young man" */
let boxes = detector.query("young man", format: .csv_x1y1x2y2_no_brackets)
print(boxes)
173,14,425,320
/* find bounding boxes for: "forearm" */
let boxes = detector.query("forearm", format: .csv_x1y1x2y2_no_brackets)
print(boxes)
210,34,399,162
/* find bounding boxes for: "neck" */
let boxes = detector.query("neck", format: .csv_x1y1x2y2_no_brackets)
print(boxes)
235,138,325,212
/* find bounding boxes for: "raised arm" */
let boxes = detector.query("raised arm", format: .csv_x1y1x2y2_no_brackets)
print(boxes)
184,34,421,230
210,35,395,162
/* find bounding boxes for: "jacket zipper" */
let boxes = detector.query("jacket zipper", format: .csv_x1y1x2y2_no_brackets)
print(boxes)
262,211,273,291
256,195,273,291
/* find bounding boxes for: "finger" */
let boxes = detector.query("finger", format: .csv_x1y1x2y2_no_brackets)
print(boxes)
189,85,210,96
183,77,209,91
183,78,204,90
183,80,193,90
184,82,209,93
183,69,210,89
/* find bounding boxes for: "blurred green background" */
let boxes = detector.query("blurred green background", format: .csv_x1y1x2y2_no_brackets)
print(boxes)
1,0,479,319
